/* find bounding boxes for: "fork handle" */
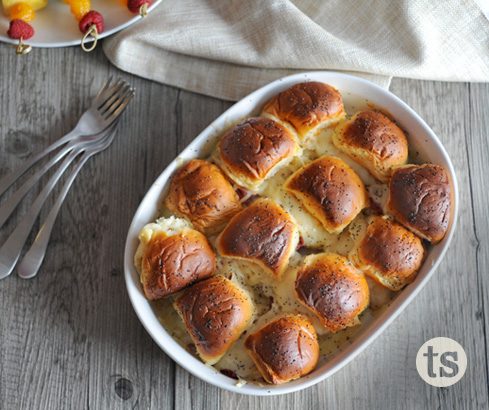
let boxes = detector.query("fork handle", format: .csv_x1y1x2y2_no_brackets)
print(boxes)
17,151,94,279
0,129,78,197
0,140,77,230
0,149,81,280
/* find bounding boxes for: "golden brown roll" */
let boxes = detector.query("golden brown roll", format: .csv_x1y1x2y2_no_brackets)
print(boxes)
137,221,216,300
285,155,368,234
332,110,408,182
217,198,299,278
350,216,425,291
387,164,451,243
165,159,242,234
295,253,369,333
216,117,298,190
244,314,319,384
174,275,253,365
262,81,345,139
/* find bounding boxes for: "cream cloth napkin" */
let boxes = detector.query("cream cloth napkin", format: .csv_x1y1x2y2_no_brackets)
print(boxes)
103,0,489,101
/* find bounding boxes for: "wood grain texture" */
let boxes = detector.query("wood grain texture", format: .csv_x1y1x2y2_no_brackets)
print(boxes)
0,43,488,409
466,82,489,395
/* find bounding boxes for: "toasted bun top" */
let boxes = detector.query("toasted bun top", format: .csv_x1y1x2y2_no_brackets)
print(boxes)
333,110,408,181
174,275,253,364
286,155,367,233
262,81,345,137
354,216,424,291
140,228,216,300
218,117,297,188
217,198,298,277
295,253,369,332
388,164,451,243
244,314,319,384
165,159,242,234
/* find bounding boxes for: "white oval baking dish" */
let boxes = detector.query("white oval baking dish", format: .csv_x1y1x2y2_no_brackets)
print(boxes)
124,72,459,396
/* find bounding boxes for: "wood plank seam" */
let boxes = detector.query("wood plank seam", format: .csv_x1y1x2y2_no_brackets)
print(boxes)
465,83,489,399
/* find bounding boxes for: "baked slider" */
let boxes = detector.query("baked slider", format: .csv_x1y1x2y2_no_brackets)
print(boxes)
165,159,242,234
174,275,253,365
332,110,408,182
285,155,368,234
295,253,369,333
350,216,425,291
262,81,345,140
245,314,319,384
217,198,299,278
387,164,451,243
216,117,299,191
134,217,216,300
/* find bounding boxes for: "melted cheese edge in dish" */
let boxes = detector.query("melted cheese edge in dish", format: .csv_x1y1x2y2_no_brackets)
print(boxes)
150,119,399,383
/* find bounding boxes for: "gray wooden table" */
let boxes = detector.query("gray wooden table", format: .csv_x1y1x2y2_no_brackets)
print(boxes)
0,44,488,410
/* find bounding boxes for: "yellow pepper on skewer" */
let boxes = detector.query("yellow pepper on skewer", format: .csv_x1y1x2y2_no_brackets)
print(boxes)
6,2,34,21
64,0,89,20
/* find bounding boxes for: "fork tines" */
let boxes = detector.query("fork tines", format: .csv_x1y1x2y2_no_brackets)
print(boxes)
96,79,135,121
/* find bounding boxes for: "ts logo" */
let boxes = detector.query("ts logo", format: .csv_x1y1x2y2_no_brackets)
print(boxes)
416,337,467,387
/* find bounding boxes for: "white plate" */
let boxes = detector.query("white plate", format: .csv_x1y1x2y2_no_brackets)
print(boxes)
123,72,459,396
0,0,161,48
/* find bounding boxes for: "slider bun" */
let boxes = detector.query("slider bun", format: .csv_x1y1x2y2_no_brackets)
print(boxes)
262,81,345,139
350,216,425,291
295,253,369,332
174,275,253,365
332,111,408,182
136,217,216,300
286,155,368,234
217,198,299,278
217,117,298,191
387,164,451,243
245,314,319,384
165,159,242,234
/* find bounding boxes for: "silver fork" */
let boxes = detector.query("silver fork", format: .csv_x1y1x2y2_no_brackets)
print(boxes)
16,129,118,279
0,135,100,230
0,85,135,280
0,147,85,279
0,78,133,197
0,128,119,281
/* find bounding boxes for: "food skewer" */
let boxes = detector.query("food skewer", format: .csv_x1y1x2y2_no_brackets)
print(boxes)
3,0,155,54
63,0,104,52
2,0,48,54
127,0,152,17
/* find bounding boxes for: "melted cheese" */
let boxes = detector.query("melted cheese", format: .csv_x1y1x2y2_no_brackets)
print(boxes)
149,96,401,383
